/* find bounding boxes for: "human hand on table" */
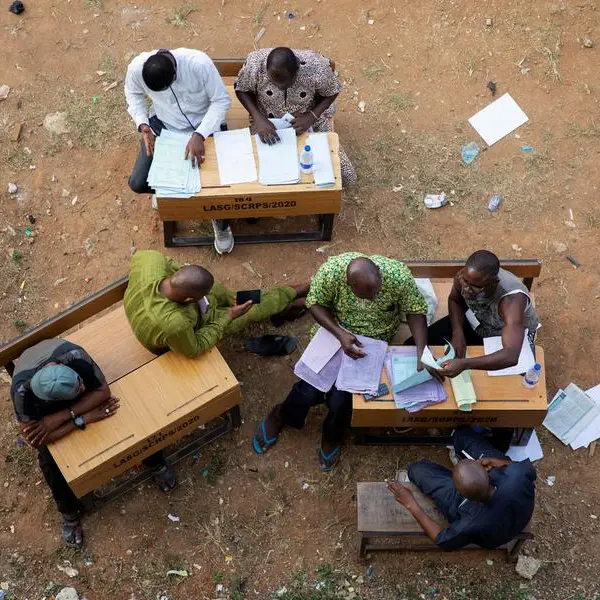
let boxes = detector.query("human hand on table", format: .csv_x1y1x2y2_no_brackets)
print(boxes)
338,331,366,360
140,124,155,157
291,112,317,135
228,300,253,320
20,414,61,448
417,359,445,383
185,133,205,168
85,396,120,424
451,332,467,360
255,115,280,145
387,481,417,510
439,358,467,378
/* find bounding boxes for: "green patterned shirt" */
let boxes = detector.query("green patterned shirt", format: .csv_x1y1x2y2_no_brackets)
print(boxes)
305,252,427,342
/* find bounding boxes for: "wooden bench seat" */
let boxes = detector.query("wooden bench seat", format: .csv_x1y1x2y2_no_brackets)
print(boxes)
357,479,532,561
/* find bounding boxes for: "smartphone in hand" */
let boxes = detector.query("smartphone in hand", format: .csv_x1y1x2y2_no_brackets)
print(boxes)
236,289,261,304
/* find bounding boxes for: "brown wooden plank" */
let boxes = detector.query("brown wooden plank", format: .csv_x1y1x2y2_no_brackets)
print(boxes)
0,277,129,368
352,346,548,429
213,58,245,77
64,306,156,385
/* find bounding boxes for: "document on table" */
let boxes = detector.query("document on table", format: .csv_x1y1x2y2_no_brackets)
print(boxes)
570,384,600,449
543,384,600,446
468,93,529,146
299,327,341,373
483,331,535,376
335,335,388,394
450,369,477,412
307,133,335,187
147,129,201,197
255,128,300,185
213,128,257,185
294,349,343,393
506,430,544,462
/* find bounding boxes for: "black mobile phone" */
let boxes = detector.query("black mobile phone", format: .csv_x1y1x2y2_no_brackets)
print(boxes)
236,289,261,304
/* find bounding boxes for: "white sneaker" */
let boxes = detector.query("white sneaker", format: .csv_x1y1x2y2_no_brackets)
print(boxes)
151,194,158,210
211,221,234,254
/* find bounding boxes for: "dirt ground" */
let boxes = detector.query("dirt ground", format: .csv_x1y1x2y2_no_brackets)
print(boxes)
1,0,600,598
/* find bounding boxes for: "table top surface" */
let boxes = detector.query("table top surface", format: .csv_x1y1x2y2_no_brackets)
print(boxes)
158,131,341,199
352,345,547,413
49,348,238,481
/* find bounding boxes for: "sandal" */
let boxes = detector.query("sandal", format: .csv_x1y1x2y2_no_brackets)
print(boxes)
317,446,341,473
152,464,178,493
252,419,279,455
61,513,84,548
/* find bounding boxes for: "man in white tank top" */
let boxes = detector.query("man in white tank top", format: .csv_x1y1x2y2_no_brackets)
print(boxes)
424,250,539,378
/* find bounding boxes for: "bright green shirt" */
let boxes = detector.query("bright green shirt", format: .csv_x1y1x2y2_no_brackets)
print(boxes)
305,252,427,342
124,250,232,357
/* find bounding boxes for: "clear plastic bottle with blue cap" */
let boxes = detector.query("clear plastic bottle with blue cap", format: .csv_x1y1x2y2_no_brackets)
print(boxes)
523,363,542,388
299,144,313,175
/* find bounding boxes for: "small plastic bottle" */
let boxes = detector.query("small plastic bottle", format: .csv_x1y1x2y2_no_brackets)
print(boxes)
299,145,313,174
523,363,542,388
488,194,503,212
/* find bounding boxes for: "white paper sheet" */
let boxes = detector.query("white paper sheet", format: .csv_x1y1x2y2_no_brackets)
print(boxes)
294,349,343,393
306,133,335,187
483,330,536,376
213,128,257,185
255,128,300,185
506,430,544,462
468,93,529,146
299,327,341,374
335,335,388,394
570,384,600,449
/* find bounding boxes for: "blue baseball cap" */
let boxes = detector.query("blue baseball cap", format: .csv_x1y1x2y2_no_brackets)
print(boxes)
30,364,81,401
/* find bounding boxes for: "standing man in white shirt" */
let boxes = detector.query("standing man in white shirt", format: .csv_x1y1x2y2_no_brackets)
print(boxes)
124,48,235,254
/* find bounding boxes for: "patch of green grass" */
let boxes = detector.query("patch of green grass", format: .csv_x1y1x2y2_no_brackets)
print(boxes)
202,448,227,485
362,62,384,81
85,0,103,7
214,571,225,584
453,583,528,600
388,93,413,111
167,6,197,27
13,319,26,330
567,121,600,138
273,565,364,600
254,1,269,25
1,147,31,170
11,250,22,264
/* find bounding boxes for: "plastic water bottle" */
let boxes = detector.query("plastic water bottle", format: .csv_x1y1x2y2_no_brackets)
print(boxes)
488,194,503,212
300,145,313,174
523,363,542,388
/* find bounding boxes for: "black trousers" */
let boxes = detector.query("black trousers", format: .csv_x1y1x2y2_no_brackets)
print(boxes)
280,380,352,446
405,315,484,347
408,428,508,520
38,446,167,516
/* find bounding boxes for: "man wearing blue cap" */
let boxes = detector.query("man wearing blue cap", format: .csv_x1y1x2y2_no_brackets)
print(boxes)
10,338,176,547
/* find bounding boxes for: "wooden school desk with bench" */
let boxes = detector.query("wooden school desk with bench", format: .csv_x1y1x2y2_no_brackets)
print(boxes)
156,58,343,248
0,277,242,505
351,258,547,445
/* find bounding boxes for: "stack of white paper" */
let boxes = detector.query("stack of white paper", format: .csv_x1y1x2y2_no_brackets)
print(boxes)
255,128,300,185
306,133,335,187
335,335,388,395
483,331,536,376
148,130,201,197
543,383,600,446
213,128,257,185
569,384,600,449
506,430,544,462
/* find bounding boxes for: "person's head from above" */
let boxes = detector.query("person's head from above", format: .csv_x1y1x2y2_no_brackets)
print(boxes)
346,257,382,301
266,47,299,90
142,49,177,92
460,250,500,301
30,364,84,401
161,265,214,304
453,459,493,503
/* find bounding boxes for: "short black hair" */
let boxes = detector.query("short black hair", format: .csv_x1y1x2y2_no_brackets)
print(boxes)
465,250,500,279
142,52,176,91
266,47,299,75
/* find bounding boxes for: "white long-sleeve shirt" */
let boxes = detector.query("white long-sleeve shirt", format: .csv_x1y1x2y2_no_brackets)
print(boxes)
124,48,231,139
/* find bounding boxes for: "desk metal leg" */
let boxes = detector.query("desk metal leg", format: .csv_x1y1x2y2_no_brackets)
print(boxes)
163,221,176,247
320,214,334,241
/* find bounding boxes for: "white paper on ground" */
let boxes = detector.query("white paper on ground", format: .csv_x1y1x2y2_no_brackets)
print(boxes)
570,384,600,449
335,335,388,394
483,330,536,376
299,327,341,374
506,430,544,462
213,128,257,185
255,128,300,185
468,93,529,146
307,133,335,187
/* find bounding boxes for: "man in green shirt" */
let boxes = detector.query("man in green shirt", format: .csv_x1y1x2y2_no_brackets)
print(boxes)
124,250,309,357
253,252,437,471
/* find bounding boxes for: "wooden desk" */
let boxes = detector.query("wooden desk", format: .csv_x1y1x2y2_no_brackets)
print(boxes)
157,132,342,247
352,346,547,429
49,348,241,498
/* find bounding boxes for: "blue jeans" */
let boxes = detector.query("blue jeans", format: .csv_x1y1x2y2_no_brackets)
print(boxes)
128,116,165,194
